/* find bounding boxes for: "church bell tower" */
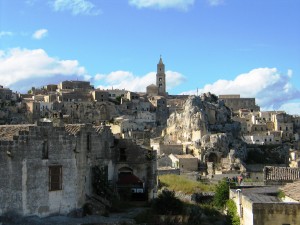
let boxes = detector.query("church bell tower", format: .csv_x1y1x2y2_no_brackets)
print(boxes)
156,56,166,95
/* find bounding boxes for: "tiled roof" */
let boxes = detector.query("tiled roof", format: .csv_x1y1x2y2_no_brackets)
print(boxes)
175,154,196,159
93,125,105,134
264,166,300,181
281,180,300,202
65,124,85,135
0,125,35,141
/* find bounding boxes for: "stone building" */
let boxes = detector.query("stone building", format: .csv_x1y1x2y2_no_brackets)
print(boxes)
167,154,198,172
148,96,169,126
92,90,109,102
0,122,157,217
272,112,294,142
230,186,300,225
146,56,167,97
0,85,12,103
58,80,93,91
219,94,260,114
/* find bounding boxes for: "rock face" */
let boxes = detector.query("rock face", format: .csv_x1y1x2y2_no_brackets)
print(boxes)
164,94,239,143
163,94,246,172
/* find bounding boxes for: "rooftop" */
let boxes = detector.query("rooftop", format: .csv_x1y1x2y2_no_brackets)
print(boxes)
233,186,281,203
175,154,196,159
281,180,300,202
0,124,35,141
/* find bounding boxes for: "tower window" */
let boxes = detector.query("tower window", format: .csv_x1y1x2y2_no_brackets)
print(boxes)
159,78,162,81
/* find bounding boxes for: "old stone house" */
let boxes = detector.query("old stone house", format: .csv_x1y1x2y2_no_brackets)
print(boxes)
230,186,300,225
168,154,198,172
0,121,157,217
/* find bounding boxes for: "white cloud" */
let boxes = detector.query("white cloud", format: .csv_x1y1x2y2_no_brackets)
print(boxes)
95,70,185,92
207,0,224,6
278,102,300,116
182,68,300,111
128,0,195,10
32,29,48,40
0,31,13,38
287,69,293,78
0,48,88,92
51,0,101,16
25,0,38,5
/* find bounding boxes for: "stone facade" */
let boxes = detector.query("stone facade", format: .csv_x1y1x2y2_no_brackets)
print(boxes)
0,122,157,217
0,86,12,103
58,80,93,91
230,186,300,225
156,57,166,96
219,94,260,113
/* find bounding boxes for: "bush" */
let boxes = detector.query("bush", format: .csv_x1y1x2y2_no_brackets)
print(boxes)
152,189,184,215
226,199,240,225
213,179,229,208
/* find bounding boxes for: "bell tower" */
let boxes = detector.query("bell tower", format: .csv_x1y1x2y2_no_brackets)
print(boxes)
156,56,166,95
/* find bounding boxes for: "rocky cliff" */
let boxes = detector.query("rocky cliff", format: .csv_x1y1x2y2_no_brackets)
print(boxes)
163,93,246,171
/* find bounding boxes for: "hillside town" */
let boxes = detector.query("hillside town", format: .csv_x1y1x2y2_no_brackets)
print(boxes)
1,57,300,225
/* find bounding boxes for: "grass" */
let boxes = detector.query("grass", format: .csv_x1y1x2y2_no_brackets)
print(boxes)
159,174,215,194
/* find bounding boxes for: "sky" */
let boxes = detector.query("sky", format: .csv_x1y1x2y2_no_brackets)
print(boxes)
0,0,300,114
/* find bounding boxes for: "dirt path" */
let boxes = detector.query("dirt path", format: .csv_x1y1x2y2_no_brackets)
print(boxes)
0,207,148,225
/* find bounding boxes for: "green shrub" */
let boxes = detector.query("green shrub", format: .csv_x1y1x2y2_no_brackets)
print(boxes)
213,179,229,208
277,190,285,199
226,199,240,225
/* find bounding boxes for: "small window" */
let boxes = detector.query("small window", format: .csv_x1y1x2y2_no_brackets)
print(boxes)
42,140,48,159
49,165,62,191
87,133,91,152
119,148,127,161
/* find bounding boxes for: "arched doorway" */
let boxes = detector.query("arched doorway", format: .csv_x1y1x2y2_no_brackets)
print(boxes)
207,152,218,163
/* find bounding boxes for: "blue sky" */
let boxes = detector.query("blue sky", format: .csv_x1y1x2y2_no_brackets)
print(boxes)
0,0,300,114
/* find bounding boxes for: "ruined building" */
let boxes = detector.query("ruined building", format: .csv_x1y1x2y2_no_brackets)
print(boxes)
0,122,157,217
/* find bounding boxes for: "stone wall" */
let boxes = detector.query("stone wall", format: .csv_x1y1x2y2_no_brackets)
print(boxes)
253,203,300,225
160,144,183,155
0,122,157,217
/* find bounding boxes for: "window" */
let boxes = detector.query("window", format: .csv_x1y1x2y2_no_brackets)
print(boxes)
87,133,91,152
119,148,127,161
159,78,162,81
49,165,62,191
42,140,48,159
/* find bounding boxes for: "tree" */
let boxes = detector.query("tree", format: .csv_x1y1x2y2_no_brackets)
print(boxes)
213,179,229,208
